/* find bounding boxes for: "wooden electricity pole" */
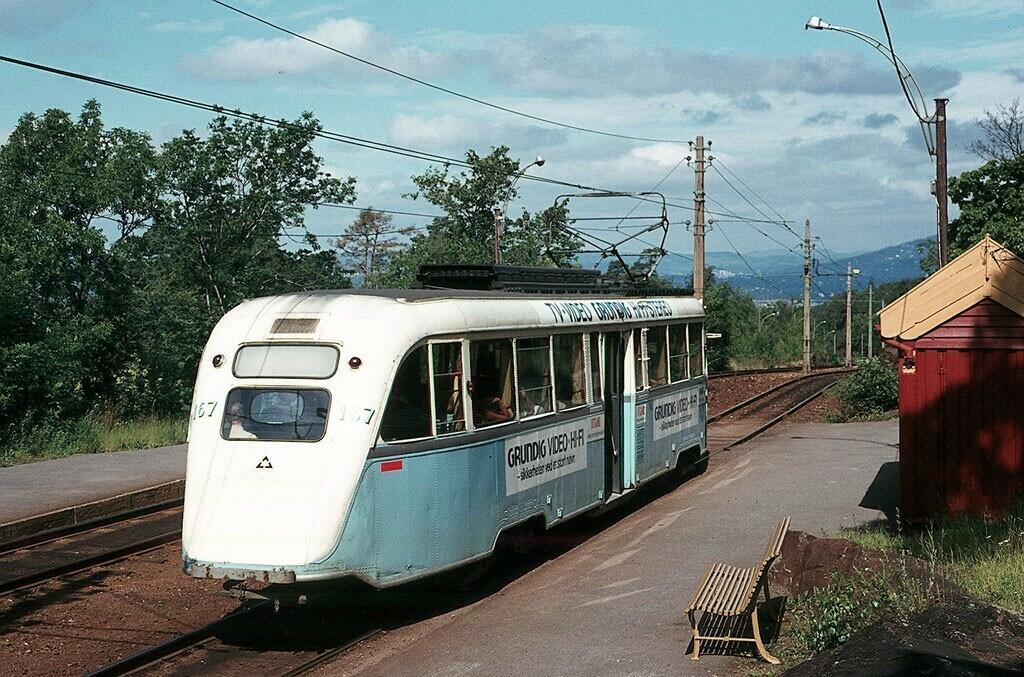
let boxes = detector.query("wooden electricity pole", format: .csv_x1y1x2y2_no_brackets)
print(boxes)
692,136,707,299
803,219,812,374
935,98,949,268
845,262,854,367
867,283,874,359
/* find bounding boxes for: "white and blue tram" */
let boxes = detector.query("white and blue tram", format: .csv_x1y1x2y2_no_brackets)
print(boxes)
182,289,707,590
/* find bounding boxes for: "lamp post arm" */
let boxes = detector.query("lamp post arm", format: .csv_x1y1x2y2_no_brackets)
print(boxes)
823,24,936,153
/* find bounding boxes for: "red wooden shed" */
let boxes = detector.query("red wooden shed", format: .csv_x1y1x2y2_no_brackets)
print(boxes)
879,236,1024,522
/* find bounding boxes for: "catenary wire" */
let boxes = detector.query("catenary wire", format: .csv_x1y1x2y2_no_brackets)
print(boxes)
209,0,687,145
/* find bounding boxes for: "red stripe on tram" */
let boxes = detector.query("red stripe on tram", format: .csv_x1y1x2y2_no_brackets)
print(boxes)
380,460,404,472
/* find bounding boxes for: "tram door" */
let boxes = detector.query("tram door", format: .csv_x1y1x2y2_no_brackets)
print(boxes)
603,331,627,495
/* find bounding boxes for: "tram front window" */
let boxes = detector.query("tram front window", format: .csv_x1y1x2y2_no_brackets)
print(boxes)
221,388,329,442
470,339,516,427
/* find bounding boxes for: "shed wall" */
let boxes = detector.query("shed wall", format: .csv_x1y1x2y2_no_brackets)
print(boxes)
899,300,1024,521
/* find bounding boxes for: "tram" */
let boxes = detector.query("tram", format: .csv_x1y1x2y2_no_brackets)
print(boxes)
182,284,708,592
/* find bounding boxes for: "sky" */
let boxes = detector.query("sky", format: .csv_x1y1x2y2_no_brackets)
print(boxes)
2,0,1023,262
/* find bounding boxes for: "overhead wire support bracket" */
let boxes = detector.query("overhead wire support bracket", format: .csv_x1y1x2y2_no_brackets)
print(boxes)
548,192,670,282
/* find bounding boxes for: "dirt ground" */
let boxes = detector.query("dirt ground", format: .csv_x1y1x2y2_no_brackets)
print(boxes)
787,603,1024,676
773,533,1024,676
707,372,800,415
0,543,235,676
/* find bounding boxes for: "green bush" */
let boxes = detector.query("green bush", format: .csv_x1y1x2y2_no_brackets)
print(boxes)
788,566,929,655
832,357,898,420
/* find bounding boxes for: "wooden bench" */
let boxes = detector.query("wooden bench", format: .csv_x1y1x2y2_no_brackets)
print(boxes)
684,517,790,664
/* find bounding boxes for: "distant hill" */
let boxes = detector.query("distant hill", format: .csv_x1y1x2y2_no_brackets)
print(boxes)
583,238,929,301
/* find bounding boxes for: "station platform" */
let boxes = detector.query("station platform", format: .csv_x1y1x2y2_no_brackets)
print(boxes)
341,420,900,676
0,444,186,543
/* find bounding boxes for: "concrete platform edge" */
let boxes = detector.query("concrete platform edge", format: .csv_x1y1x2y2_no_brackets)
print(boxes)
0,479,184,545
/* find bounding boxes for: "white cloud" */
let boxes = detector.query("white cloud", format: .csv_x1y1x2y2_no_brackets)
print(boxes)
153,19,224,34
182,17,452,82
629,143,688,167
387,113,567,153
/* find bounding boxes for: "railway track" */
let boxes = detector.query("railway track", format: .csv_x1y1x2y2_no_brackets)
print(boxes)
0,504,183,596
706,370,848,452
84,600,381,677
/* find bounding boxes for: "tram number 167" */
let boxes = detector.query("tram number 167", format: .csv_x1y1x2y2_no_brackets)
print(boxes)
192,401,218,420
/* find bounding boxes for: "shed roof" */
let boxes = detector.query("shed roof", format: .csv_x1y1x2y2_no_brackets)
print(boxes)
879,236,1024,340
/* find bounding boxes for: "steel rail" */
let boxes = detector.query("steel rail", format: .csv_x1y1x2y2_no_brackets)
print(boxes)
720,378,842,451
707,366,803,379
707,369,851,423
0,498,183,556
84,603,268,677
0,530,182,596
279,628,384,677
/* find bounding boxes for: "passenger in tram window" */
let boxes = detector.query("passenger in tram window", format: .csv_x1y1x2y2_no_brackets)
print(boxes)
225,401,257,440
519,389,547,417
472,377,515,425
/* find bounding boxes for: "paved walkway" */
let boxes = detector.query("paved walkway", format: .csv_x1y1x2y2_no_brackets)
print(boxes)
343,420,900,677
0,445,186,523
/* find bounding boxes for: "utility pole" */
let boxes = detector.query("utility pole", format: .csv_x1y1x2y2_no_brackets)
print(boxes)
692,136,707,299
493,207,504,265
935,98,949,268
867,283,874,359
803,218,812,374
845,262,854,367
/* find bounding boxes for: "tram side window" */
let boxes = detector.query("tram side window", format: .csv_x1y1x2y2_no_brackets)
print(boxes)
688,323,704,377
553,333,586,411
379,346,432,442
589,333,603,403
470,339,516,427
432,343,466,435
633,328,647,391
517,337,553,418
669,324,688,382
647,326,669,387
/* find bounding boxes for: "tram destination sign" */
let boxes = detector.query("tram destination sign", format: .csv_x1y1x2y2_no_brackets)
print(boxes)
504,418,594,496
651,386,702,441
539,299,674,325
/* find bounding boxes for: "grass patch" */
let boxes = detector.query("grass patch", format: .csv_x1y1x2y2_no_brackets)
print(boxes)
748,564,938,675
842,514,1024,613
1,413,187,467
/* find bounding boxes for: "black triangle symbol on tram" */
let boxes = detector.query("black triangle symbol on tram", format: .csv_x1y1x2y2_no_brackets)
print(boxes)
256,456,273,469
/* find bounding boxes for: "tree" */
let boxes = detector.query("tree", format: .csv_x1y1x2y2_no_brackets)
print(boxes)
334,209,415,287
969,98,1024,163
378,147,579,287
948,155,1024,258
0,101,158,429
128,113,356,412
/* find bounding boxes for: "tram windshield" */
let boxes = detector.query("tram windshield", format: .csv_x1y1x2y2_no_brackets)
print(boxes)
221,388,330,441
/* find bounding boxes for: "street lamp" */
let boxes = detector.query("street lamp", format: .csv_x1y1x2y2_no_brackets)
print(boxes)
494,156,545,265
805,14,949,267
757,309,779,328
813,319,827,339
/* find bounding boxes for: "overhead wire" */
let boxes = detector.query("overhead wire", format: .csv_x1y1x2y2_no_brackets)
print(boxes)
713,226,791,297
0,54,688,211
209,0,687,145
712,158,802,240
